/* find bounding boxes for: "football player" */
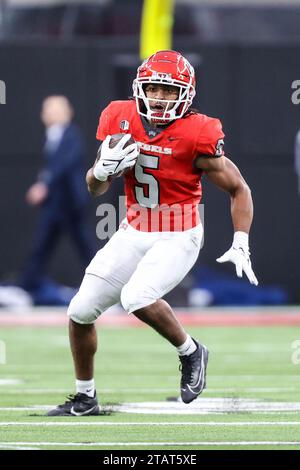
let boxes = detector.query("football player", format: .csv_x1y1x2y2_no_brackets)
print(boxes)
48,50,258,416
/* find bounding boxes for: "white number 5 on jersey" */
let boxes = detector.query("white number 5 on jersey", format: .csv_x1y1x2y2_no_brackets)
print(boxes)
134,153,159,208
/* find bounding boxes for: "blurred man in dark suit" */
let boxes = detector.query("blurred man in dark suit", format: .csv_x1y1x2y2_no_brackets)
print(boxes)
20,96,96,292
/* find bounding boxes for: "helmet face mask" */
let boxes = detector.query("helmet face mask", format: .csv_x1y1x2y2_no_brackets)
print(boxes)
133,50,196,125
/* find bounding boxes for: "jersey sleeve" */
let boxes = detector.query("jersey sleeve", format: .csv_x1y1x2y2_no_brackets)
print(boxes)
196,117,225,158
96,103,112,141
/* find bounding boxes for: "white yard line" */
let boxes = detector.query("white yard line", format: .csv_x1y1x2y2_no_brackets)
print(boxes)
0,379,22,386
0,444,39,450
1,421,300,427
0,441,300,447
2,398,300,414
0,397,300,415
117,400,300,415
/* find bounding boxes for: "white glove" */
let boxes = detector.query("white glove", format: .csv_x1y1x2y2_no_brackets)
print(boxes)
93,134,139,181
216,231,258,286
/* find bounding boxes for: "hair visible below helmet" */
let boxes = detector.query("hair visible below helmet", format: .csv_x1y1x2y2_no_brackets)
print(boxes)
132,50,196,124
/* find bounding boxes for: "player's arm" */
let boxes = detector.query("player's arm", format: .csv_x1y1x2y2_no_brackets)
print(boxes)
86,170,111,197
195,155,258,285
195,156,253,233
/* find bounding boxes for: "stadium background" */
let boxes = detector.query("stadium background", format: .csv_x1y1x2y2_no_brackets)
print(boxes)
0,0,299,305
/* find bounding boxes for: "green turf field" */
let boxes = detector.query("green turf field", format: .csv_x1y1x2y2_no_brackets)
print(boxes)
0,324,300,450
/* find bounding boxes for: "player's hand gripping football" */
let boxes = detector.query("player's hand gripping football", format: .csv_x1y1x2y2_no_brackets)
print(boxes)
216,231,258,285
93,134,139,181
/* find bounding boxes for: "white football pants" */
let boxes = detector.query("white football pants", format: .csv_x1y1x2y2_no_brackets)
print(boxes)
68,220,203,324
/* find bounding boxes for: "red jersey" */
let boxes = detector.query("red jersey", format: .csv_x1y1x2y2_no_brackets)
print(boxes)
96,100,224,232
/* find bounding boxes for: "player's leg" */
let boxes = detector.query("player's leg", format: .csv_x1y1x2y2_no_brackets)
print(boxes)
122,228,200,346
47,224,145,416
133,298,187,346
134,298,209,404
69,320,96,381
68,273,121,382
121,224,208,403
68,223,145,378
47,273,121,417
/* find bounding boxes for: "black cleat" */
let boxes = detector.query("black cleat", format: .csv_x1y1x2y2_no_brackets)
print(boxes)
179,339,209,404
46,392,100,416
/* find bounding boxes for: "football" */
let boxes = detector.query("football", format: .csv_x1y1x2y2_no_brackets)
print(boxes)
109,133,135,149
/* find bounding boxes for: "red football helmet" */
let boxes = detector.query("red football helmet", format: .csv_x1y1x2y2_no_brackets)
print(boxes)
133,50,196,124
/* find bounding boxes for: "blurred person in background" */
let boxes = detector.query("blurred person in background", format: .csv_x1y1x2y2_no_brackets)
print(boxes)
19,96,96,297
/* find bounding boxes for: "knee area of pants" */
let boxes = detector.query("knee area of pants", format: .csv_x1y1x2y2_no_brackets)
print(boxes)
67,294,99,324
120,284,156,313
